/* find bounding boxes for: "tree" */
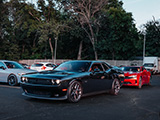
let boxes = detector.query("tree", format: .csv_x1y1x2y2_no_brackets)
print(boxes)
37,0,58,61
143,19,160,56
0,0,21,60
14,1,41,59
62,0,108,60
97,0,139,60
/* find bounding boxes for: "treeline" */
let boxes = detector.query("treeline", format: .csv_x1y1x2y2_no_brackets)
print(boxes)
0,0,160,61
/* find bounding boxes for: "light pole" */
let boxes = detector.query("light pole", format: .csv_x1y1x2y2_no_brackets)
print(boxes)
143,34,146,60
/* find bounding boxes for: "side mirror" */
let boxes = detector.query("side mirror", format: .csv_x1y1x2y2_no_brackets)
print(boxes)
0,66,6,70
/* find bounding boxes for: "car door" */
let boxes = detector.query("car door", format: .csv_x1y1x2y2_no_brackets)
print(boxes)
83,63,111,93
0,62,9,82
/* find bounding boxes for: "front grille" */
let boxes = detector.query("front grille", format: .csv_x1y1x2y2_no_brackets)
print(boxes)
25,88,52,97
124,82,131,84
27,78,52,85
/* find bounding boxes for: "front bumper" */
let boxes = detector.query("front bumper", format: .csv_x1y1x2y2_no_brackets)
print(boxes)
21,83,68,100
123,78,138,87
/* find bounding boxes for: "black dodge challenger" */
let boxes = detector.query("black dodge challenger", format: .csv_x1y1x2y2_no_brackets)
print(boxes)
21,60,124,102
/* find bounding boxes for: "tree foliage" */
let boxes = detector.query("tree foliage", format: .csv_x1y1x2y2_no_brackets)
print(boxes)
0,0,159,61
143,20,160,56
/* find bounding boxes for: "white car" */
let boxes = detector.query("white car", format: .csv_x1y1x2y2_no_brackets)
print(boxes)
30,62,56,71
0,60,36,86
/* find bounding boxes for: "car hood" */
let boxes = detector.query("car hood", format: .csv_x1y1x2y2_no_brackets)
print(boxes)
8,68,36,74
124,71,138,76
22,70,89,80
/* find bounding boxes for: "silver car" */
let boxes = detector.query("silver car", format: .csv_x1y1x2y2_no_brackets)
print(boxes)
0,60,36,86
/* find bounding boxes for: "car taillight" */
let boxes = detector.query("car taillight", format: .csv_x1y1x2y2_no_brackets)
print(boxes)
41,66,46,70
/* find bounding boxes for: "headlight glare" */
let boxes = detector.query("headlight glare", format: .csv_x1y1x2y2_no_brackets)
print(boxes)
55,80,60,84
118,74,125,77
51,79,61,85
18,73,25,76
130,75,137,78
21,77,28,82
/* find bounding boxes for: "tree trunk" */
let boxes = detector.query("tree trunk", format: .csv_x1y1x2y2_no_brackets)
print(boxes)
92,43,98,60
49,38,54,62
77,40,83,60
54,36,58,64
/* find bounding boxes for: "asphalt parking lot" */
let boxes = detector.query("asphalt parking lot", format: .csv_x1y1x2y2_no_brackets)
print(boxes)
0,75,160,120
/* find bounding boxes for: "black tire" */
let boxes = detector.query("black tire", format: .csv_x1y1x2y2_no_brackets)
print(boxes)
67,81,82,103
8,74,18,86
110,78,120,95
138,77,142,89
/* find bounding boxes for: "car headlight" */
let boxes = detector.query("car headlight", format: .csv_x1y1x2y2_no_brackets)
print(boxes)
118,74,125,78
51,79,61,85
129,75,137,79
21,77,28,82
18,73,25,76
130,75,137,78
55,80,61,84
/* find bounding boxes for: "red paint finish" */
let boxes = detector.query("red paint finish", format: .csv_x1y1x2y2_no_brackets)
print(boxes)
122,66,151,88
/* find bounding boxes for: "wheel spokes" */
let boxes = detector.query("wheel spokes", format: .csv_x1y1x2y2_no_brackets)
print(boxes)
70,83,82,101
114,81,120,93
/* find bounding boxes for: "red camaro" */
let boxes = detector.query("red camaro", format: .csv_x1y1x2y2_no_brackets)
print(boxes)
121,66,151,88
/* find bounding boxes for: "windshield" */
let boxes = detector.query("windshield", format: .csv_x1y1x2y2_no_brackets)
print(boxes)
121,67,140,72
143,63,154,67
31,63,43,67
5,62,24,69
55,61,91,72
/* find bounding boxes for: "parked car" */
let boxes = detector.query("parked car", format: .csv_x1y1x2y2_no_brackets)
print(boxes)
0,60,36,86
30,62,56,71
120,66,151,88
21,60,124,103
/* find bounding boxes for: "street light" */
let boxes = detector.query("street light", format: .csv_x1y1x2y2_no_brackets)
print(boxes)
143,34,146,60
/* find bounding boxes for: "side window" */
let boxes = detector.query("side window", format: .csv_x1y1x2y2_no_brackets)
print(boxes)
90,63,103,71
46,64,55,67
102,63,109,71
105,63,112,68
0,62,6,69
46,64,51,67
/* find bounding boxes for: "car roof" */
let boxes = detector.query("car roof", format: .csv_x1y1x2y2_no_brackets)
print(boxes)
65,60,107,63
33,62,54,64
